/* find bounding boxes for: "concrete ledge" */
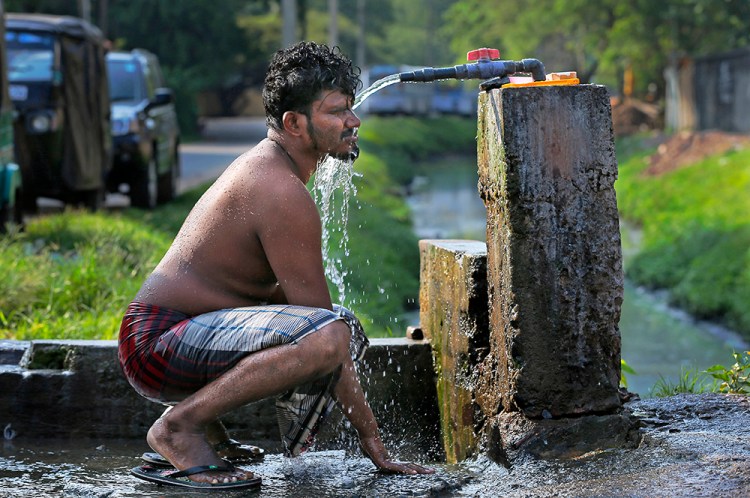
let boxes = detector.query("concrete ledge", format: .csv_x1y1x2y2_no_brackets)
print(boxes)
0,338,442,458
418,240,488,463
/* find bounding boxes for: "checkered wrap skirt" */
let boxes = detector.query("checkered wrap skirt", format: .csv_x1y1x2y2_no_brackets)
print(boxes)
118,302,368,456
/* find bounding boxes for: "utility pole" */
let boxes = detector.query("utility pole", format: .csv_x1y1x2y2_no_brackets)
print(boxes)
356,0,365,69
328,0,338,48
98,0,109,36
77,0,91,23
281,0,297,49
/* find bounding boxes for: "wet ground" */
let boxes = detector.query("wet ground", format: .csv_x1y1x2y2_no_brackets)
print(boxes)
2,394,748,497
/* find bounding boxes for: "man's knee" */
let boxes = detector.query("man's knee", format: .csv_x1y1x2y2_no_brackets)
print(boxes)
316,320,351,364
293,319,351,379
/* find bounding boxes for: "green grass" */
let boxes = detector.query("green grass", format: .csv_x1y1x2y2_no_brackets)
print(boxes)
0,212,171,339
651,366,710,397
1,116,476,340
615,134,750,340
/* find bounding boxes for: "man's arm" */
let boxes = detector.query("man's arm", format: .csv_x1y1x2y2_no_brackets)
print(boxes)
333,356,434,474
258,177,332,309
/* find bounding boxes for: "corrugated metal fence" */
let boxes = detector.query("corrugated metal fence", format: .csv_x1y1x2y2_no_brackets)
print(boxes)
665,48,750,133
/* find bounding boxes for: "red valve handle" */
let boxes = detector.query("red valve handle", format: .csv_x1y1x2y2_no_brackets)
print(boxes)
467,48,500,61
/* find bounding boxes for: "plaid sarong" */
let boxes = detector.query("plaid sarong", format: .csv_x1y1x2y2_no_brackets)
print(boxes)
118,302,368,457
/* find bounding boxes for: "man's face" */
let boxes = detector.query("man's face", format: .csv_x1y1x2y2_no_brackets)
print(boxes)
306,89,361,161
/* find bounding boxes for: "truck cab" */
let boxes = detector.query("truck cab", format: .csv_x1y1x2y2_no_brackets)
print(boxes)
5,13,111,211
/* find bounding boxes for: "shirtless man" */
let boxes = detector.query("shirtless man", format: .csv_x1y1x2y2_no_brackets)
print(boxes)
119,42,433,490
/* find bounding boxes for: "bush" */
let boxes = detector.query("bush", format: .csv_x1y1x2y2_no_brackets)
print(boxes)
616,137,750,339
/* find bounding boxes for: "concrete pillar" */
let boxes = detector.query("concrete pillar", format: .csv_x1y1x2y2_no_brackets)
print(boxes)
419,240,488,463
475,85,634,460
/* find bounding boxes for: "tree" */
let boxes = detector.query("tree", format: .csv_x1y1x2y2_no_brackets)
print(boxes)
442,0,750,98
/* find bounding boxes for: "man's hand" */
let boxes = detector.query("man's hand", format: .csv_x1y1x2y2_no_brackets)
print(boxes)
360,435,435,475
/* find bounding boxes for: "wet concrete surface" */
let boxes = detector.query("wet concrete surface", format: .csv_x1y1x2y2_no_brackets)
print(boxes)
2,393,748,497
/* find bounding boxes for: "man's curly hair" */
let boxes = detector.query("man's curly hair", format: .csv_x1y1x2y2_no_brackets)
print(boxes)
263,41,362,131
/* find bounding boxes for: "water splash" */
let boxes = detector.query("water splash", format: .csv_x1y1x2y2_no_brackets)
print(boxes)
353,73,400,111
312,155,361,304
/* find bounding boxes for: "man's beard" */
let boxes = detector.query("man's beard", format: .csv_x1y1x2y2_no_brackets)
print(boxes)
308,121,359,161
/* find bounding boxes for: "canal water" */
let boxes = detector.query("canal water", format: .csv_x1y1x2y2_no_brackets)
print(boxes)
405,157,748,398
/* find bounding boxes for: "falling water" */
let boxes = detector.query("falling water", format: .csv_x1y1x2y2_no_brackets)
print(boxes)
309,72,402,303
312,155,360,304
353,73,401,111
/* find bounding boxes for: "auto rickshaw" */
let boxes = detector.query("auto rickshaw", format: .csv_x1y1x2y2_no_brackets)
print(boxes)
5,13,110,211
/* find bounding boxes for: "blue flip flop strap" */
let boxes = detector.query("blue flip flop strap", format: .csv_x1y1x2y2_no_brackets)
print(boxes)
167,464,234,478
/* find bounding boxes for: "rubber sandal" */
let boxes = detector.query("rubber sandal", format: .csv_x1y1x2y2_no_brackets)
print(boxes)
141,439,265,468
130,463,262,490
213,438,265,459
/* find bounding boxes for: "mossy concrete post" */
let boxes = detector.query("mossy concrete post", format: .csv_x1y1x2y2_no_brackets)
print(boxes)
418,239,488,463
476,85,633,461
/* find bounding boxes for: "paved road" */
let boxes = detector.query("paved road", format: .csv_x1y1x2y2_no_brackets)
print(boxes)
178,116,268,192
36,116,269,212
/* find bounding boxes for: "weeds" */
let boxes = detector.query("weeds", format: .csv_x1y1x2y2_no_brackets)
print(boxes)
652,366,709,397
705,351,750,395
620,358,636,389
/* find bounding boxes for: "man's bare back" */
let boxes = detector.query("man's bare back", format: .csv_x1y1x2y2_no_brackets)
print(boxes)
134,138,330,316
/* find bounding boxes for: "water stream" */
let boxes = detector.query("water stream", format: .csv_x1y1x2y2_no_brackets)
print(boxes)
312,155,360,303
353,74,400,111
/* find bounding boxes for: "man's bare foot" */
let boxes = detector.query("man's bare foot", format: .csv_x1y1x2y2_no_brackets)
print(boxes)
147,417,254,484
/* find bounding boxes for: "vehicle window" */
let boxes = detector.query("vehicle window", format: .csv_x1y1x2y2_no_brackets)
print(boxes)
107,59,145,102
6,31,55,82
140,58,156,99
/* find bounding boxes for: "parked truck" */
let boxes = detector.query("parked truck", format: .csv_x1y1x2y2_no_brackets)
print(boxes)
6,13,110,211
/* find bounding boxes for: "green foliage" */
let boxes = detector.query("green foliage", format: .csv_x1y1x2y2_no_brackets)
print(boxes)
616,138,750,339
444,0,750,96
0,211,171,339
359,116,476,185
620,358,636,388
651,366,709,397
705,351,750,395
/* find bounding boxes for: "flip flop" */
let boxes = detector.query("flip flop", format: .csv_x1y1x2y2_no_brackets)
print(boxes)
130,464,262,490
213,438,265,459
142,439,265,467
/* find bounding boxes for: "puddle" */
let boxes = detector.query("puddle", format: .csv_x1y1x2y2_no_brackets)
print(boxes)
0,439,470,497
3,394,748,498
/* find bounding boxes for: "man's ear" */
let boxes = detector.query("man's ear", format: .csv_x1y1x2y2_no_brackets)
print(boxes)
282,111,306,137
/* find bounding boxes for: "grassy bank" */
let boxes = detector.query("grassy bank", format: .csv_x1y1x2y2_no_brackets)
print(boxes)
615,134,750,341
0,116,477,340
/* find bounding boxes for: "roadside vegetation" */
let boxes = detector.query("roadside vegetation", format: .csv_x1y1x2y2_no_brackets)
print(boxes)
616,133,750,395
615,134,750,340
0,116,475,341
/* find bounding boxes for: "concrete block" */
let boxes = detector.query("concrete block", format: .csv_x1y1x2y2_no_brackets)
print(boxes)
477,85,623,419
418,239,488,462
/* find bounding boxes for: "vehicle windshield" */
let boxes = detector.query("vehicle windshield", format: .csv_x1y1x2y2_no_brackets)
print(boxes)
107,59,144,102
6,31,55,82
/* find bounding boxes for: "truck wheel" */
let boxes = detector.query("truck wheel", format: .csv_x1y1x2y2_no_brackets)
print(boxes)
21,189,38,214
130,156,158,209
0,187,24,233
0,202,9,233
13,186,24,229
157,147,179,204
79,187,105,212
